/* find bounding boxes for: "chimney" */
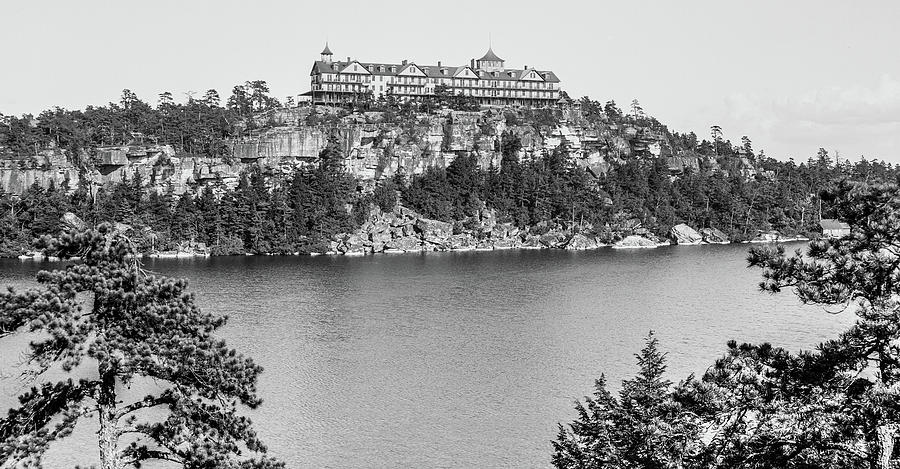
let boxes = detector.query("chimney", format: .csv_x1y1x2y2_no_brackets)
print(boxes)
524,65,528,70
402,59,408,66
470,58,475,68
438,60,442,67
347,56,351,62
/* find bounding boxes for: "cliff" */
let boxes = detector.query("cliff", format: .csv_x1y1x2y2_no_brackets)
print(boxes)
0,105,756,196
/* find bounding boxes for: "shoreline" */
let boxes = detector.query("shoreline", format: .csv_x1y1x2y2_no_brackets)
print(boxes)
11,237,813,262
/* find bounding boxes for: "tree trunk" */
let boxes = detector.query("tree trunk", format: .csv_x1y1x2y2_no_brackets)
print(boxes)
876,424,897,469
97,372,120,469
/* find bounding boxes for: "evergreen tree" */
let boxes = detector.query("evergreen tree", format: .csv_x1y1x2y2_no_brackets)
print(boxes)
553,332,695,469
0,224,282,468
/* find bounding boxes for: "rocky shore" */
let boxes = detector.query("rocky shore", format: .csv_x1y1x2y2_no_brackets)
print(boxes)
13,211,809,262
322,206,806,256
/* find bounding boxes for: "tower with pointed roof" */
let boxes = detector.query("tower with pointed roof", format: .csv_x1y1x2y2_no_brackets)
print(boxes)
476,47,505,72
321,43,333,64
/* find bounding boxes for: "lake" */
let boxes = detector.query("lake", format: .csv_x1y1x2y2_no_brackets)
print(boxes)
0,244,854,468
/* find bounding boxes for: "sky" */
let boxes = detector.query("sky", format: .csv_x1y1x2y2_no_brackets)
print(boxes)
2,0,899,162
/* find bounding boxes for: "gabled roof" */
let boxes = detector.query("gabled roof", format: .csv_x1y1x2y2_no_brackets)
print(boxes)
340,61,371,74
398,63,426,76
819,219,850,230
478,48,504,62
453,66,479,78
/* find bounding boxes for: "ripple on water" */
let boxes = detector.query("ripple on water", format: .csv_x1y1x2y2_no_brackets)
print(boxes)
0,245,853,468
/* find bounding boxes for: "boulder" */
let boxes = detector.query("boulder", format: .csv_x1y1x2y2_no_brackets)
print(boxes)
346,233,367,249
522,235,543,248
492,237,519,249
385,236,421,252
613,235,659,249
750,231,780,243
415,217,453,236
669,224,702,245
448,234,476,250
565,233,598,250
370,231,392,245
490,223,509,239
539,232,568,248
114,222,132,233
61,212,87,231
343,244,368,255
700,227,729,244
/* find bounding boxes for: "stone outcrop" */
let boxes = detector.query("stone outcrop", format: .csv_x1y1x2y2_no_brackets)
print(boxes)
1,105,758,198
330,205,622,255
700,227,730,244
669,224,703,245
613,235,663,249
61,212,87,231
749,231,780,243
565,233,600,250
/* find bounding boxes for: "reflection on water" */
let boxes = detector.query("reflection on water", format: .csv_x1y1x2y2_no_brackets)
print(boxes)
0,245,853,468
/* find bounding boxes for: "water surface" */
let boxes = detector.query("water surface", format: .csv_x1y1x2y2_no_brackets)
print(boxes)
0,245,853,468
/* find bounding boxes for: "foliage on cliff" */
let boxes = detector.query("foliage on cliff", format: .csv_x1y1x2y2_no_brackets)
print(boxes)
0,83,280,161
0,224,282,468
0,135,897,257
402,134,899,240
553,181,900,469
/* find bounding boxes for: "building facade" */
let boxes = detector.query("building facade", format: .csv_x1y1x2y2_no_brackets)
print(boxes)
308,45,561,107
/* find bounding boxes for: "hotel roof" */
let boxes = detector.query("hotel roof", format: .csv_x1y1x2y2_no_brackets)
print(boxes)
311,60,560,83
478,48,504,62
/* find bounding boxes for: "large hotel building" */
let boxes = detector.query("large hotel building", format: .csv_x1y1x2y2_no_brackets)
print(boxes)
308,45,561,107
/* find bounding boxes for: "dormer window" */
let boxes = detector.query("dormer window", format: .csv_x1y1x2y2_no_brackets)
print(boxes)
379,65,385,72
367,65,374,72
390,66,396,73
440,68,447,75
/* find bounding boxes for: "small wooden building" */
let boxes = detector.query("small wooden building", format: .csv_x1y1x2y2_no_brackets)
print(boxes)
819,219,850,238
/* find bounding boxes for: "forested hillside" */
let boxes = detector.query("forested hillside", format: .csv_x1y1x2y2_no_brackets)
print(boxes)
1,84,896,256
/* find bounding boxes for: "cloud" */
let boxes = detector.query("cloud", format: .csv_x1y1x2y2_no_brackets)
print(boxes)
776,75,900,126
721,75,900,161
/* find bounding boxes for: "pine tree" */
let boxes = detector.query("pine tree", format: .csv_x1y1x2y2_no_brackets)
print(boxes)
748,180,900,468
0,224,282,468
552,332,695,469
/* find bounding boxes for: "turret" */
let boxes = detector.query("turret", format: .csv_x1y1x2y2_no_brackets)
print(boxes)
475,47,505,72
321,43,333,63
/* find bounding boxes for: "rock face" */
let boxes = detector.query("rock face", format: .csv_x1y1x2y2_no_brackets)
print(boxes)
613,235,660,249
700,227,730,244
1,105,762,198
334,205,622,255
669,224,703,245
565,233,599,250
